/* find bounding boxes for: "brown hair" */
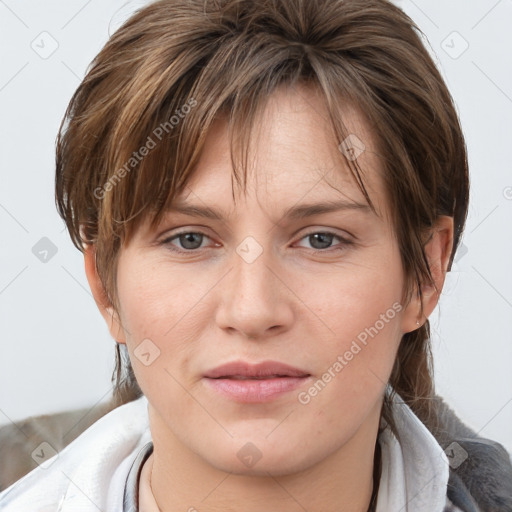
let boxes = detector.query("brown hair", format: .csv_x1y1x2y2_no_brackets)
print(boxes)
55,0,469,437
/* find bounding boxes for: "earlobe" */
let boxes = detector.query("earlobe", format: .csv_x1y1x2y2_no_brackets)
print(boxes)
84,245,126,344
400,216,454,334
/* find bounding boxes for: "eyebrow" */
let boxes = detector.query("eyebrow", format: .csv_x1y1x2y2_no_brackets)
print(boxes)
165,199,373,220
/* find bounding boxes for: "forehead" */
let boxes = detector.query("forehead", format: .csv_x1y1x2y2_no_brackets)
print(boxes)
174,84,388,221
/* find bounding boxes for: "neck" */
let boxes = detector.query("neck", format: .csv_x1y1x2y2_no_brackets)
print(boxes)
147,407,382,512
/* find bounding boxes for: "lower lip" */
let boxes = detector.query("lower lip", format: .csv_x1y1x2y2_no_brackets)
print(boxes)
204,376,310,403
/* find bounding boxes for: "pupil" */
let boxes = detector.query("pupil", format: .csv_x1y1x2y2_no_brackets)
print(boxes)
181,233,202,249
310,233,332,249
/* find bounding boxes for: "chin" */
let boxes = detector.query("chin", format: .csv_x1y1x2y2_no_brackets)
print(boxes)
199,434,328,477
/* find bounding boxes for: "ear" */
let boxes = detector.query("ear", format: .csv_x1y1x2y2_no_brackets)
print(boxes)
401,215,454,334
84,245,126,344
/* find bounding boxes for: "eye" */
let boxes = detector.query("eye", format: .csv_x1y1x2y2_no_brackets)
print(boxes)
161,231,214,252
160,229,353,254
295,231,353,252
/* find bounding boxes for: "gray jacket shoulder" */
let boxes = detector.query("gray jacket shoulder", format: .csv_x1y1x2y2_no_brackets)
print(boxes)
432,394,512,512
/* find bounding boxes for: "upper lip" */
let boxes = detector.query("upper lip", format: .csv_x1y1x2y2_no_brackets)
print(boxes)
204,360,310,379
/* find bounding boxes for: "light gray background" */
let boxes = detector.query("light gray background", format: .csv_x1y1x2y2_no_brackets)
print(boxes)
0,0,511,456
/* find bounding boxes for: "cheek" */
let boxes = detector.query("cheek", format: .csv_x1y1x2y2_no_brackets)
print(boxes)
114,256,209,389
116,254,207,336
293,281,403,443
299,253,403,334
295,250,405,385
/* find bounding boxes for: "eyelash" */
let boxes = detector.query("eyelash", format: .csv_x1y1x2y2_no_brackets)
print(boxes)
160,230,353,254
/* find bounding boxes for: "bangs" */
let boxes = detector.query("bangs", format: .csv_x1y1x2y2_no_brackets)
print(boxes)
97,42,378,250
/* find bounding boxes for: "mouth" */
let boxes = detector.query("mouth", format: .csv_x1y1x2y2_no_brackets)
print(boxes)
203,360,311,403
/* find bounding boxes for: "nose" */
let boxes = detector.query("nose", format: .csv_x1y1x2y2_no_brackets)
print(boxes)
215,241,294,341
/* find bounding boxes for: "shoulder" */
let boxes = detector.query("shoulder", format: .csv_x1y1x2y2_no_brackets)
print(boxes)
431,394,512,512
0,400,116,492
381,388,512,511
0,396,151,512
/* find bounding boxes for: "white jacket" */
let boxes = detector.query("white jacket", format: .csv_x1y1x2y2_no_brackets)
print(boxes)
0,388,462,512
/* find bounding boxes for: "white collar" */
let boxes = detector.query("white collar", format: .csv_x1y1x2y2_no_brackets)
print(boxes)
0,395,152,512
376,386,450,511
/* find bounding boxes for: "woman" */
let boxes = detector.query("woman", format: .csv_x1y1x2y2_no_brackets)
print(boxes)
1,0,511,510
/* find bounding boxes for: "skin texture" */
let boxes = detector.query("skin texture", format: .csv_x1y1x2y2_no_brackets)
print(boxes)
85,83,454,512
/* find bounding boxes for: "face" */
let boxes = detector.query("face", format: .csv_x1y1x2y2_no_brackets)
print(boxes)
104,84,420,476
